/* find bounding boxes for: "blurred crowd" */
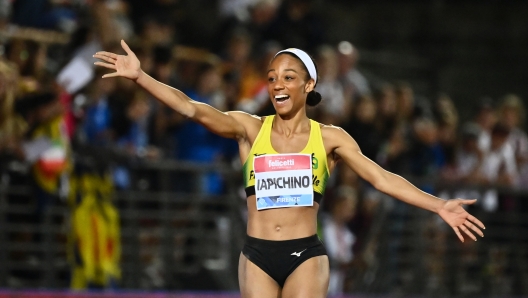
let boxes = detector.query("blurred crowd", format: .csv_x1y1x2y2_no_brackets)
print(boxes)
1,0,528,294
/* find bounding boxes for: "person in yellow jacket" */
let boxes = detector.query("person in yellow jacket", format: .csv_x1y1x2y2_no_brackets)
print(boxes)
69,171,121,289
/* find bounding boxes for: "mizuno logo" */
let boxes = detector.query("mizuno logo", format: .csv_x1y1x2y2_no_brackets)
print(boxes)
291,249,307,257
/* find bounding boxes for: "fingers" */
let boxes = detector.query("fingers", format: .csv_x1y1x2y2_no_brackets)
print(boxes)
460,199,477,205
467,214,486,230
93,53,116,64
94,61,116,70
459,223,477,241
94,51,118,60
452,227,464,243
102,72,120,79
464,220,484,237
121,39,133,56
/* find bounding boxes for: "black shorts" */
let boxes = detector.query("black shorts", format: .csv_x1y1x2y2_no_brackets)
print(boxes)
242,234,327,287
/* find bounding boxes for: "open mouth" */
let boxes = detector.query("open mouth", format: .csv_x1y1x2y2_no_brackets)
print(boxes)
274,94,290,103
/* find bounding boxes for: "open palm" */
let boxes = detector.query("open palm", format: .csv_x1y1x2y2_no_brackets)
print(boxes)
93,40,141,80
438,199,485,242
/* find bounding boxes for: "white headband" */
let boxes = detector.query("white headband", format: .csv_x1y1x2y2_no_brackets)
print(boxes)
274,48,317,84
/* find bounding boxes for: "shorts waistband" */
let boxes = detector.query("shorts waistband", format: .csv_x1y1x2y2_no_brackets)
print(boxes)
244,234,321,248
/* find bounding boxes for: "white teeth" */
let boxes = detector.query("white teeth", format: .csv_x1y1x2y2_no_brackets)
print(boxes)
275,95,289,99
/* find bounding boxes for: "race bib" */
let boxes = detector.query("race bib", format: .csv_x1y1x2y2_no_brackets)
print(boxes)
253,154,313,210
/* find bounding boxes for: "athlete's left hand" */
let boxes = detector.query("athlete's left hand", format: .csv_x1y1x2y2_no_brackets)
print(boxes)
437,199,485,242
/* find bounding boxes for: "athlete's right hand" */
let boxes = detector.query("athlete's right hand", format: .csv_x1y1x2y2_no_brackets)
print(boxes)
93,40,141,80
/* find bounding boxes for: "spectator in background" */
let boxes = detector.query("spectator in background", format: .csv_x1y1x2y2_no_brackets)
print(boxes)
445,122,517,213
473,98,497,152
108,77,140,143
116,91,159,160
315,44,349,126
215,0,280,53
219,0,263,22
266,0,324,52
321,185,358,297
409,118,445,191
11,0,77,33
336,41,371,100
98,0,134,41
173,65,237,194
236,41,282,115
149,45,185,151
81,69,117,146
434,94,459,171
0,59,26,164
376,81,415,174
374,83,398,139
343,95,387,240
377,123,409,175
15,91,71,240
496,94,528,188
6,39,48,83
127,0,181,38
150,45,182,88
0,0,12,27
66,0,134,68
344,95,382,162
218,28,253,111
222,28,253,86
189,65,228,113
246,0,280,45
450,123,485,184
394,81,415,125
498,95,528,158
479,123,517,187
137,15,176,52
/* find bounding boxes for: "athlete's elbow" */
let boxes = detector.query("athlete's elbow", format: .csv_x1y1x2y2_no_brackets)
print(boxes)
182,102,197,119
371,172,391,193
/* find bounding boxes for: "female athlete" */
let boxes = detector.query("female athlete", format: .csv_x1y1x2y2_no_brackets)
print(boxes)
94,40,485,298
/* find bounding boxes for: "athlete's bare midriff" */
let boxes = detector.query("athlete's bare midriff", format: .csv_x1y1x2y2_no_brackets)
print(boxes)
246,195,319,240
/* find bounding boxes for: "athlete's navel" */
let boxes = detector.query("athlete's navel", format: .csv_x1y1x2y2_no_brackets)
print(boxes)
275,226,281,232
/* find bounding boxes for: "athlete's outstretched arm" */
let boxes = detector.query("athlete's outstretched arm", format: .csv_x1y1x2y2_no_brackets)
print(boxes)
93,40,254,140
324,126,485,242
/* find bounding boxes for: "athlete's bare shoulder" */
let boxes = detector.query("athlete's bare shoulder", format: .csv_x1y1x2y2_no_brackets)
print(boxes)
226,111,263,142
226,110,261,122
320,124,359,152
320,123,347,139
319,123,344,132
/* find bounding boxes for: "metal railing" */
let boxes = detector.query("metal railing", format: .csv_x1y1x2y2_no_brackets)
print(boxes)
348,183,528,296
2,153,528,296
117,159,246,291
0,155,246,291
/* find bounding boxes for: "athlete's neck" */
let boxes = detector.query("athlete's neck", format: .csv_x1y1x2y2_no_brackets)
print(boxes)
273,113,310,138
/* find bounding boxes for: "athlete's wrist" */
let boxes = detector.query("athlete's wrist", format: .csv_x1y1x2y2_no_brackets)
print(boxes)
133,69,146,83
432,197,447,214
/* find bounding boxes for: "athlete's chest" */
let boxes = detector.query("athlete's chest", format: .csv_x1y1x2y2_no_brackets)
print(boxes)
269,131,311,153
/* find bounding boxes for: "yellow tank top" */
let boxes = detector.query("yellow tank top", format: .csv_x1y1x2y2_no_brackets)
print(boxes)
243,115,330,204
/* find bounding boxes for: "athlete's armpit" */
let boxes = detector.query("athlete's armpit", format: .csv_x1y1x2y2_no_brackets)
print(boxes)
320,125,357,169
226,111,262,142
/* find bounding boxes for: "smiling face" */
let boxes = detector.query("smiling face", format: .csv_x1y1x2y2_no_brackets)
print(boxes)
267,53,315,117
